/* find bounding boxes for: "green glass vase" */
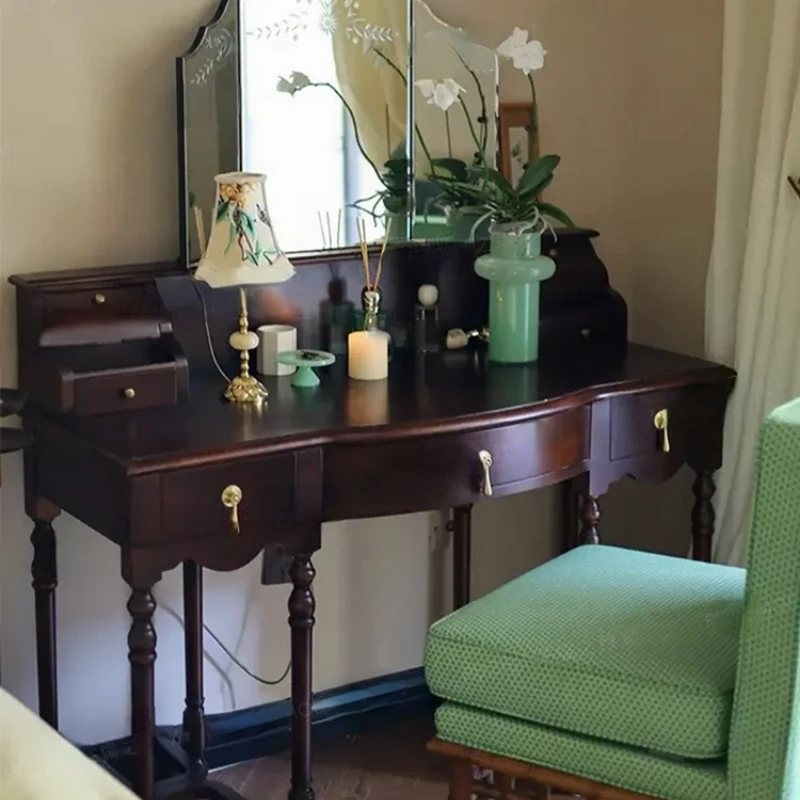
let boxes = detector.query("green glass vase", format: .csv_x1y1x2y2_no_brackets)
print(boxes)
474,226,556,364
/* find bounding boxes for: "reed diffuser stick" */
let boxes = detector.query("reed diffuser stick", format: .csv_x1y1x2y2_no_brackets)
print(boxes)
336,209,342,248
372,226,390,293
318,211,328,248
325,211,333,251
358,218,371,290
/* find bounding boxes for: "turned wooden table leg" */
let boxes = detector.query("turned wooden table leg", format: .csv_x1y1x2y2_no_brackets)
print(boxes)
578,494,601,545
182,561,207,776
451,505,473,609
288,555,316,800
30,519,58,728
127,585,157,800
562,474,589,552
692,470,716,562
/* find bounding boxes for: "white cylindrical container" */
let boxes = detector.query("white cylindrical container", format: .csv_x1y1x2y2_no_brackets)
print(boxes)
257,324,297,376
348,330,389,380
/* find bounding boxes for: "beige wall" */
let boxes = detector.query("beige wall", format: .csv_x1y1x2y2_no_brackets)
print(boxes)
0,0,722,743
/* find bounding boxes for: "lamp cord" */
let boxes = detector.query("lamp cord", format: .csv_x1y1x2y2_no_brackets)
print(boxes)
157,599,291,687
190,275,232,384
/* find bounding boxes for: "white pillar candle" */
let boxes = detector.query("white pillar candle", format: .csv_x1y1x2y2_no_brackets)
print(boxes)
348,330,389,381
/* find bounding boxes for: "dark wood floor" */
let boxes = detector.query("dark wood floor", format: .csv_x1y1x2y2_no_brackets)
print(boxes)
213,717,573,799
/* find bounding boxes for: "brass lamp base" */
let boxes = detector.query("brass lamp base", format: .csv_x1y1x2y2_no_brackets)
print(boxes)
225,374,268,404
226,288,268,407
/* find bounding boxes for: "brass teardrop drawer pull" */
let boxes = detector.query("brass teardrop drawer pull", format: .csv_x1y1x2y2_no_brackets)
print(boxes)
653,409,671,453
221,485,243,534
478,449,494,497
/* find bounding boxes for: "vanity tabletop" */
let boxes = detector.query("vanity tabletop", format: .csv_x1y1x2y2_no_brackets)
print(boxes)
40,344,734,474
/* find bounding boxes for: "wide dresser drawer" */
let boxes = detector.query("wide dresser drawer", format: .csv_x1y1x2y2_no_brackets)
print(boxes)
136,449,323,545
324,408,589,520
609,385,725,463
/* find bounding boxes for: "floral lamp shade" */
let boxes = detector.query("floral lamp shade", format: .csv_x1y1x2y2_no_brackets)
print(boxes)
194,172,295,289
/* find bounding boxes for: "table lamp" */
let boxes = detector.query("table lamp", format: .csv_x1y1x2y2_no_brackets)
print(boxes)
194,172,295,405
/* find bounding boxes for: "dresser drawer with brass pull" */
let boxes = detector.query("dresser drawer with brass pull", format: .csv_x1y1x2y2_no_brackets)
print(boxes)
155,453,299,545
324,408,589,520
610,389,686,461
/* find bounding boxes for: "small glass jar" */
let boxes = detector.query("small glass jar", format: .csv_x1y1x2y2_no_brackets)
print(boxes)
353,289,392,359
414,303,440,352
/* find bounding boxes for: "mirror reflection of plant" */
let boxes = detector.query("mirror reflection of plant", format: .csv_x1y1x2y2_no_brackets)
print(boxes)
277,71,391,191
370,46,489,220
277,71,409,225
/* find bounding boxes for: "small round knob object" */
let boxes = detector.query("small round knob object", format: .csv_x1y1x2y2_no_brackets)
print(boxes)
417,284,439,308
93,293,106,305
548,248,558,258
122,388,136,399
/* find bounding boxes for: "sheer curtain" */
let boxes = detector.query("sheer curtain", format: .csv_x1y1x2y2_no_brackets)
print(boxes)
705,0,800,566
331,0,407,170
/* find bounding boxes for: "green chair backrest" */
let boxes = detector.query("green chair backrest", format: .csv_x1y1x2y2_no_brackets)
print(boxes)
728,397,800,799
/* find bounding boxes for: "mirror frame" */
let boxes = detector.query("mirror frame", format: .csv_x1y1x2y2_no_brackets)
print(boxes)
176,0,243,270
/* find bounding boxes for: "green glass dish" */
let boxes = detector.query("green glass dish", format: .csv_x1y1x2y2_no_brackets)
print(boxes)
277,350,336,388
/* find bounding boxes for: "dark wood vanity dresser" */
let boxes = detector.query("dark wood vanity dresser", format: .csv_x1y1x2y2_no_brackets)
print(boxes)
10,233,735,800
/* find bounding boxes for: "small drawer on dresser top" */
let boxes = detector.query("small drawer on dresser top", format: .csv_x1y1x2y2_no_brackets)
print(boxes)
157,453,299,545
610,389,688,461
72,363,178,416
325,408,589,520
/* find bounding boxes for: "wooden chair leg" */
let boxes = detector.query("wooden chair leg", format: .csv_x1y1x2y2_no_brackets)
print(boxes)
450,760,473,800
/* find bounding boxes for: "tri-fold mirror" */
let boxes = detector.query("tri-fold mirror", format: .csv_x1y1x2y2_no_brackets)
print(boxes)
177,0,500,265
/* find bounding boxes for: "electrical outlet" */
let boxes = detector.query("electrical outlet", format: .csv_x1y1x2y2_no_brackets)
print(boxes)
260,543,292,586
428,510,451,552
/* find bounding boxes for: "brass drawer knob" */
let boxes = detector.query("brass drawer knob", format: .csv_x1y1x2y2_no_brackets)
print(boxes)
478,449,493,497
93,293,106,305
653,409,671,453
221,485,243,534
122,388,136,399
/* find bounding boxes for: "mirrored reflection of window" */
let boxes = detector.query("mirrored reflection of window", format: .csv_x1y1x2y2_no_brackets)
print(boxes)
241,0,409,253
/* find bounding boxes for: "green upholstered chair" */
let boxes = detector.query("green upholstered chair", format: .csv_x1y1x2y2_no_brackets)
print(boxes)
425,397,800,800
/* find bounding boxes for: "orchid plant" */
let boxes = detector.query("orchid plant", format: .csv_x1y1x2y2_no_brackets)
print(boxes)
421,27,574,235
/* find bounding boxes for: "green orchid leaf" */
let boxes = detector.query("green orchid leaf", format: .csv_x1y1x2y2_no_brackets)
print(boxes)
468,166,515,198
383,158,408,173
536,201,576,228
430,158,469,181
518,173,554,200
517,154,560,196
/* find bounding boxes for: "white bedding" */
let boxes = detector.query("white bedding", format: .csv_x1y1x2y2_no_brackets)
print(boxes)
0,688,138,800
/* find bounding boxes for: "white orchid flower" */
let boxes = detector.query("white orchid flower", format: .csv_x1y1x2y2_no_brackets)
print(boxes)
497,27,528,59
497,28,547,74
415,78,466,112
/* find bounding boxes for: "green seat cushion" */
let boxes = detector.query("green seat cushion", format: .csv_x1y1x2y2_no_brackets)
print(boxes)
435,702,728,800
425,545,746,759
